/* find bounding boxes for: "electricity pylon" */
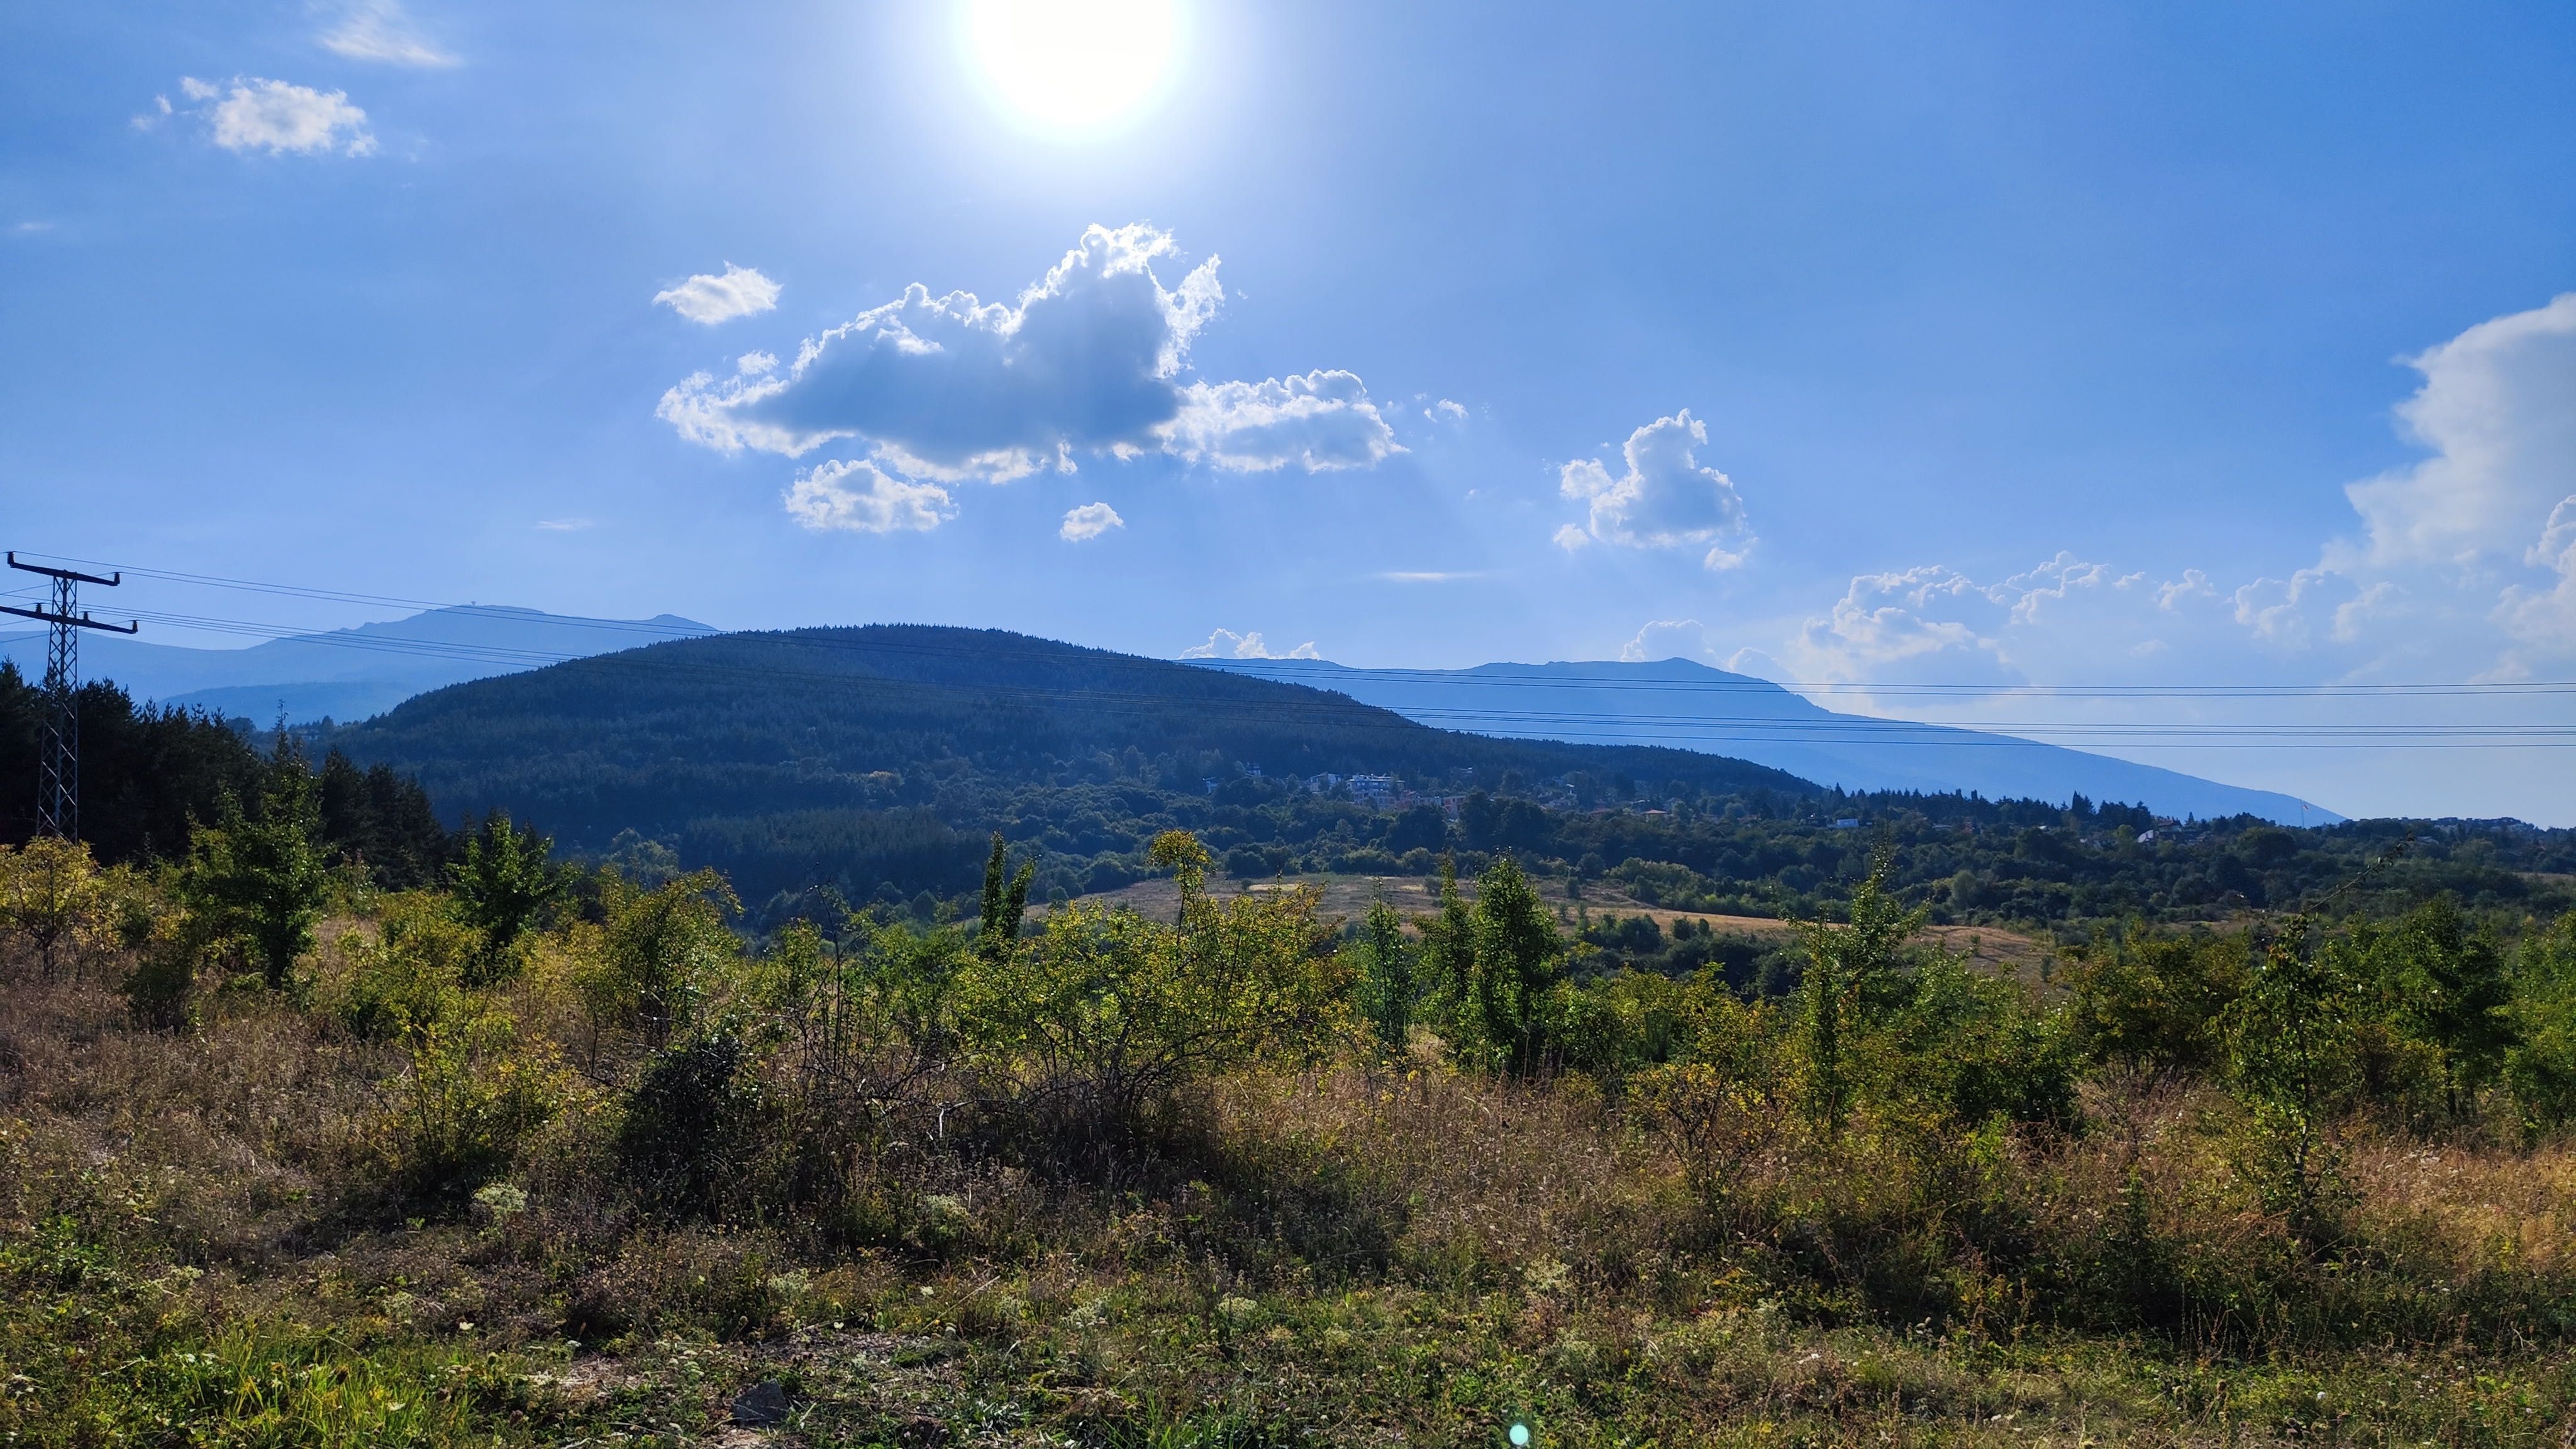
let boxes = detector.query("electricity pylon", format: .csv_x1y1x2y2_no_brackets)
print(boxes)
3,553,138,840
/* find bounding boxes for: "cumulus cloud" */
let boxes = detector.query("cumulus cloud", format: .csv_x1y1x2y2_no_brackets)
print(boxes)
180,76,375,156
782,459,953,535
1621,619,1710,662
1059,501,1124,541
1166,372,1399,472
1757,294,2576,700
659,223,1400,502
653,264,781,325
662,224,1222,480
2341,294,2576,570
319,0,456,66
1181,630,1321,660
1772,553,2196,692
1556,410,1752,569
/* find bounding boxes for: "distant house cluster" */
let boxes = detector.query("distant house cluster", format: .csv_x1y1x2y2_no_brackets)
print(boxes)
1296,771,1467,818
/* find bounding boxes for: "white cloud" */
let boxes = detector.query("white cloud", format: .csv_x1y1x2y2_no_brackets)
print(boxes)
1760,296,2576,696
1621,619,1709,662
782,459,953,535
1181,629,1321,660
653,264,781,326
319,0,456,67
2341,294,2576,570
659,223,1397,491
1379,570,1482,582
662,224,1220,479
533,518,594,532
1059,501,1124,541
1557,409,1752,569
1429,398,1468,422
182,77,375,156
1166,371,1399,472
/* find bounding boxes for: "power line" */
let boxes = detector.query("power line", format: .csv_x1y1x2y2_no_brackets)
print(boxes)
14,550,2576,699
13,601,2576,750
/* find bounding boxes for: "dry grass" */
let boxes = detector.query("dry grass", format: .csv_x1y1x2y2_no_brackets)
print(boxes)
11,934,2576,1445
1057,872,2058,979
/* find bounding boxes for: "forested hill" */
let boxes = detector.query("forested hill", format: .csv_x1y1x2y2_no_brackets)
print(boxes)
328,625,1821,902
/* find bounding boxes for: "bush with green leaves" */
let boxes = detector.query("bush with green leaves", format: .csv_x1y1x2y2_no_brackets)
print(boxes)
177,738,331,992
2506,909,2576,1126
2063,926,2248,1072
327,891,477,1044
2221,916,2357,1241
953,829,1344,1148
576,867,741,1049
448,811,565,984
384,1009,572,1208
1352,898,1416,1050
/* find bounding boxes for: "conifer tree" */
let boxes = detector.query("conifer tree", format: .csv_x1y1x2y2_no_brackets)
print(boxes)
1356,898,1416,1050
182,735,330,991
450,811,564,983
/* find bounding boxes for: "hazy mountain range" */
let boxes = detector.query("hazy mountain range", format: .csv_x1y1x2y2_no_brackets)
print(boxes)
3,605,2336,824
1203,657,2339,826
0,606,714,724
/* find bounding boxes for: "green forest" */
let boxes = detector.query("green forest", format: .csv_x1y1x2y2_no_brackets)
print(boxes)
315,625,2576,938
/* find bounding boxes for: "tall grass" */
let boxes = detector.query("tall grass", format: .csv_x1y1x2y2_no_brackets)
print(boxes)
8,847,2576,1444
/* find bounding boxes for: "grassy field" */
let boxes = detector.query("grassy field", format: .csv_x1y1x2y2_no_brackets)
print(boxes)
1056,872,2060,982
9,809,2576,1448
9,955,2576,1446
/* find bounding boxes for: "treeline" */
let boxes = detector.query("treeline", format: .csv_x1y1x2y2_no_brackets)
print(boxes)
21,652,2576,948
303,626,2576,935
0,662,456,889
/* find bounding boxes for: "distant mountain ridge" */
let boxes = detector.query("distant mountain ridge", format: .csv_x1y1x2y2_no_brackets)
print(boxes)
326,625,1823,904
1,603,2338,826
1201,656,2340,826
0,605,714,723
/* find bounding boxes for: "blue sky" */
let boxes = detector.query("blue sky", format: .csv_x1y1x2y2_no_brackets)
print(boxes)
2,1,2572,821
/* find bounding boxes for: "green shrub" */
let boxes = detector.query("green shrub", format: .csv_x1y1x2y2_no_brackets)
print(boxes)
449,811,565,984
121,908,203,1031
385,1010,571,1208
577,869,741,1047
955,830,1343,1147
1352,899,1416,1050
617,1031,758,1216
328,892,476,1043
2506,910,2576,1125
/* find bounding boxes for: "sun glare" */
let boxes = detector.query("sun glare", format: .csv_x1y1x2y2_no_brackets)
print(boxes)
965,0,1182,139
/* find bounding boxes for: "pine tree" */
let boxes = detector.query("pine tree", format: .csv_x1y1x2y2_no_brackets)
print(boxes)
182,736,330,991
450,811,564,984
1356,898,1416,1050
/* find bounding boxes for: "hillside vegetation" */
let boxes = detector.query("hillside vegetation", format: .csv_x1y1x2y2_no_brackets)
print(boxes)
11,737,2576,1444
323,627,2576,941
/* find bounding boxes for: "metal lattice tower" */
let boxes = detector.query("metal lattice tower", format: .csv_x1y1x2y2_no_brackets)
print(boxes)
4,553,136,840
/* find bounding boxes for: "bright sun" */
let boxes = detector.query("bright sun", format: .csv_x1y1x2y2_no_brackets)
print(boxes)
966,0,1182,138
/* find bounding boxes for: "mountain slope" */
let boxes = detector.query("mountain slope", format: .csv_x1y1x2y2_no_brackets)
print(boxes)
0,605,715,724
328,625,1823,902
1201,657,2340,826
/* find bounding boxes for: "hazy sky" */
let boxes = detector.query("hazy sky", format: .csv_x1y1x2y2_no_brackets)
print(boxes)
3,1,2573,821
